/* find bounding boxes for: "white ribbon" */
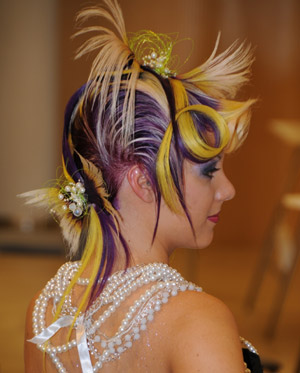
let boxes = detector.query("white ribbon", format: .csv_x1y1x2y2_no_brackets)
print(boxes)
28,315,74,344
76,316,94,373
28,315,94,373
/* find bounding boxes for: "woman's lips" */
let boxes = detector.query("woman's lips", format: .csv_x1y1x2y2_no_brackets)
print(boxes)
207,213,220,223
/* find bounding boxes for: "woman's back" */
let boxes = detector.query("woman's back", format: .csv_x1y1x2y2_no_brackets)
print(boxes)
25,262,248,372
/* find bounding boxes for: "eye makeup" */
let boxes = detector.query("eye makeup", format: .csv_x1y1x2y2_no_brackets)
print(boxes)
198,156,221,179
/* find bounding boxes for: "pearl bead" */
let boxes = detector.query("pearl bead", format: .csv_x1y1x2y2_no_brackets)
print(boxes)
103,350,109,358
129,306,136,313
147,314,154,321
69,203,76,211
73,208,82,217
122,320,128,327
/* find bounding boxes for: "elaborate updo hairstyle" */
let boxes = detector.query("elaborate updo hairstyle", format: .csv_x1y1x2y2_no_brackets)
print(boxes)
22,0,255,319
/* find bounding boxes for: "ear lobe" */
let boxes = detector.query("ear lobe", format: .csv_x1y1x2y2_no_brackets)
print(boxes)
127,165,154,203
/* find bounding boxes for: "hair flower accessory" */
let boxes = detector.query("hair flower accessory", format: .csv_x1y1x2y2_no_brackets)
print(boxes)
142,50,172,77
58,181,88,218
129,30,179,78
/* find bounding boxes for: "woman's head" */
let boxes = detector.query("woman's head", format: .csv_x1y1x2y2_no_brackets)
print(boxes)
22,0,255,313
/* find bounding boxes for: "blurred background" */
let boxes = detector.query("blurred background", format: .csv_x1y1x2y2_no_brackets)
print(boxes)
0,0,299,372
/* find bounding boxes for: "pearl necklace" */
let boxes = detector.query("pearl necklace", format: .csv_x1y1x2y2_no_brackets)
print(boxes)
31,262,202,372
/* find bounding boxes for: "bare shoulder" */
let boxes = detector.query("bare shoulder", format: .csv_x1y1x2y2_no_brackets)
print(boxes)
165,290,244,373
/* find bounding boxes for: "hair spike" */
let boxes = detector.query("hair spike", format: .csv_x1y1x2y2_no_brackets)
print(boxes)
179,37,254,99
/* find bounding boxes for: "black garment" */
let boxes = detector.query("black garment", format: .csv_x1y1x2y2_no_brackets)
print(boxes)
243,348,264,372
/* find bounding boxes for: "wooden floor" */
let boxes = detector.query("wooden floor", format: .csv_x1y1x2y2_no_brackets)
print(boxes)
0,241,299,372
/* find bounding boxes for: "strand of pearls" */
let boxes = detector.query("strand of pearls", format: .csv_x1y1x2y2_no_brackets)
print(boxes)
83,263,201,371
32,262,82,373
32,262,201,372
240,336,259,355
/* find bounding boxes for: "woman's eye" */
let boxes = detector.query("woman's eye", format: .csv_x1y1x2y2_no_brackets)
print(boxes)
201,164,220,179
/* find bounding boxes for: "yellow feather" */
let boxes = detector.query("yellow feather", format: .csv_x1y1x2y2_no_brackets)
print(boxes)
62,157,74,183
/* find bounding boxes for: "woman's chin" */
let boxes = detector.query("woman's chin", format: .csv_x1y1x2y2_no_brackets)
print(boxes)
195,231,214,249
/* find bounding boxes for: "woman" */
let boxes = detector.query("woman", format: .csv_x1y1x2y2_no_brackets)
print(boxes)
23,0,262,371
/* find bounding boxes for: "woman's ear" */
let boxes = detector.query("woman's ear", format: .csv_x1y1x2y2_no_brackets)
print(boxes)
127,165,154,203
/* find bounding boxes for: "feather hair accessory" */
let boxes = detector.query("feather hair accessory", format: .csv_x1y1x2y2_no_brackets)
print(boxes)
19,149,119,257
73,0,141,151
19,186,85,257
178,33,254,99
18,169,89,258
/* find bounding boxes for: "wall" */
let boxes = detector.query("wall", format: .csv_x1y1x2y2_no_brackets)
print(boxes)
0,0,58,225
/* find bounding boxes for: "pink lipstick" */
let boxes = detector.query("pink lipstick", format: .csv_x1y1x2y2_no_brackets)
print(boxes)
207,213,220,223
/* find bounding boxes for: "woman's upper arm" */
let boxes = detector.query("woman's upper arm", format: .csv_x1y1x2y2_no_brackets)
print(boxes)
168,292,244,373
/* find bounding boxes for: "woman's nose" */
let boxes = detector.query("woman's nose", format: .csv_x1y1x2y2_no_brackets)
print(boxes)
215,174,236,202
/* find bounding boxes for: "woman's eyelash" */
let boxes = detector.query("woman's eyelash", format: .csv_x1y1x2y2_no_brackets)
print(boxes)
201,164,220,179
